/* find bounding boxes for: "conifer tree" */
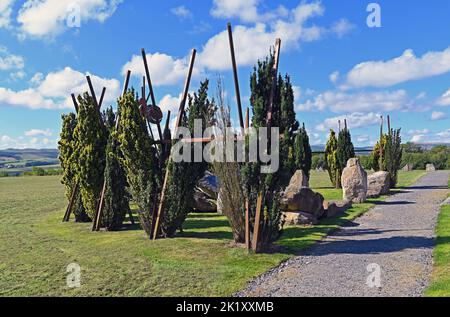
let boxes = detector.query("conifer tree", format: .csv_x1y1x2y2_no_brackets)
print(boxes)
101,107,130,231
73,93,107,219
337,123,355,174
294,123,312,179
161,80,216,237
117,90,158,236
242,53,298,249
58,113,89,222
385,128,403,188
325,129,340,188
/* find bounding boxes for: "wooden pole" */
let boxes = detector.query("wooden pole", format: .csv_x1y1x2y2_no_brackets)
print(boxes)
86,76,99,109
92,70,131,231
387,115,391,134
141,49,163,141
252,38,281,253
245,108,249,130
266,38,281,128
245,199,250,250
227,23,245,131
151,49,197,240
251,193,263,252
98,87,106,109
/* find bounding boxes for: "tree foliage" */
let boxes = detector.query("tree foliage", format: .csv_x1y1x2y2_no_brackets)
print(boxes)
58,113,89,222
325,129,340,188
294,123,312,179
337,124,355,172
72,93,107,220
385,128,403,188
241,53,299,249
160,80,216,237
101,107,130,231
117,90,158,236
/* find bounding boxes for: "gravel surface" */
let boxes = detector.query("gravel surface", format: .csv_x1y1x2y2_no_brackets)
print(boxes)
238,171,450,297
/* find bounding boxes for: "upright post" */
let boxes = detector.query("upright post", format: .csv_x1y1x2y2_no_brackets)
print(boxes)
227,23,245,131
152,49,197,240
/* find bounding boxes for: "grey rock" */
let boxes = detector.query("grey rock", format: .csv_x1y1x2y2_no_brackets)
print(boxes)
426,164,436,172
193,190,217,212
323,200,352,218
283,187,325,219
367,171,390,198
197,171,218,199
341,158,368,203
284,211,318,226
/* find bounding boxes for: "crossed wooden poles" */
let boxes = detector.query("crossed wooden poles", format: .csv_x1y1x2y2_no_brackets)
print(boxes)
62,23,282,253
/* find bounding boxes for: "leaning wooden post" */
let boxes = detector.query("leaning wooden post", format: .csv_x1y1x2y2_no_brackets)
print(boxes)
141,48,164,141
252,38,281,253
387,115,391,135
92,70,131,231
227,23,245,131
151,49,197,240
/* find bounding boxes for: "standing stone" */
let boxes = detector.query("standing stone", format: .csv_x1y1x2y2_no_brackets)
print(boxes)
283,187,325,219
286,170,309,192
367,171,390,198
197,171,218,199
341,158,368,203
402,164,413,172
426,164,436,172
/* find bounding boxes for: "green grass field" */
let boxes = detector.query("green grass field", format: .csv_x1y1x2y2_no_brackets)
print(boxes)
426,176,450,297
0,171,425,296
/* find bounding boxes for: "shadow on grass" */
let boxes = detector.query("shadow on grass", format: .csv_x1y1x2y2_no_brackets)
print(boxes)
178,231,233,240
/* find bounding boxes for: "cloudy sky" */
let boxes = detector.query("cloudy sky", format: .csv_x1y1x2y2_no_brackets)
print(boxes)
0,0,449,149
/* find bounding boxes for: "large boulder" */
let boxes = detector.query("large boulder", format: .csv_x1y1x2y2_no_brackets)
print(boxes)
193,190,217,212
284,211,318,226
367,171,390,198
286,170,309,191
323,200,352,218
341,158,368,203
197,171,218,199
283,187,325,219
426,164,436,172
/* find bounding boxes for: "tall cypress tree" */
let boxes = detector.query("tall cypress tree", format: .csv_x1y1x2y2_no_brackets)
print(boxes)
160,80,216,237
294,123,312,179
73,93,107,220
58,113,89,222
337,124,355,175
242,52,298,249
325,129,340,188
117,90,158,236
101,107,131,231
385,128,402,188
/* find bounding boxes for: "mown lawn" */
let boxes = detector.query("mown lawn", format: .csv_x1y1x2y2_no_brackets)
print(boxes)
426,176,450,297
0,171,425,296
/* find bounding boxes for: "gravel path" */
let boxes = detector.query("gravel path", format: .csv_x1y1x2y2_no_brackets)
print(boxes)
239,171,450,297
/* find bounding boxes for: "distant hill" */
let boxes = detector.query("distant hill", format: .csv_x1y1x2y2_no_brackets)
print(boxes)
0,149,59,162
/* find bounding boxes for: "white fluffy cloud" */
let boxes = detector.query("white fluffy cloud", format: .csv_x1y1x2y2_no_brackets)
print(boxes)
431,111,447,121
24,129,52,137
437,88,450,106
170,6,192,19
331,19,355,38
122,52,200,86
316,112,381,132
17,0,122,38
159,94,181,114
298,89,410,113
210,0,287,23
200,2,325,70
0,134,56,149
0,0,14,29
342,47,450,89
410,129,450,144
0,67,120,110
0,46,24,71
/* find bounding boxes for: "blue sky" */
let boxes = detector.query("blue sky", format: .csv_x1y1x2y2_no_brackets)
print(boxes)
0,0,449,149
